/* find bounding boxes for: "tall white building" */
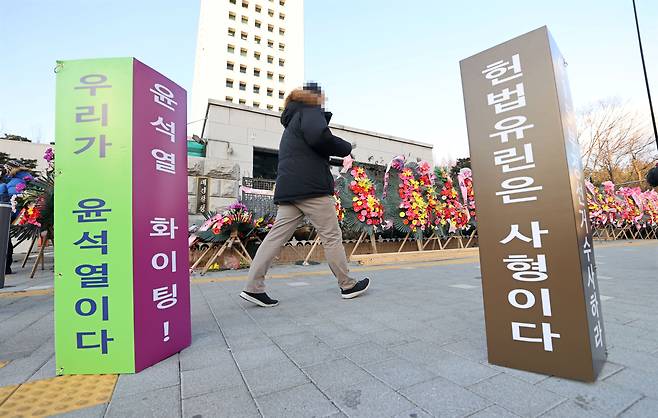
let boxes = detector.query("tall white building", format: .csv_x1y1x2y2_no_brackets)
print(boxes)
191,0,304,133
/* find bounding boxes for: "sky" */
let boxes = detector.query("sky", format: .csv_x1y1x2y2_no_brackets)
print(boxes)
1,0,657,163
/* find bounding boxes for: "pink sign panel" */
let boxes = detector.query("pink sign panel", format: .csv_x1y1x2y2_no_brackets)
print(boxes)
132,59,191,371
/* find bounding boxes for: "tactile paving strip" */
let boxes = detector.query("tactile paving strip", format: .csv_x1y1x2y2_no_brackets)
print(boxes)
0,289,54,299
0,374,117,418
0,385,18,408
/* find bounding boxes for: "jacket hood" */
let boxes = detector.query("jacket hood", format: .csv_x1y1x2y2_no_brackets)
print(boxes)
280,101,305,127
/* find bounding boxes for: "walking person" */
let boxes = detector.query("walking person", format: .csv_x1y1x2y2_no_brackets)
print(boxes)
240,83,370,307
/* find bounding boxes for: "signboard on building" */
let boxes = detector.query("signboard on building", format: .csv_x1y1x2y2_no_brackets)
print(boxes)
55,57,191,374
460,27,606,381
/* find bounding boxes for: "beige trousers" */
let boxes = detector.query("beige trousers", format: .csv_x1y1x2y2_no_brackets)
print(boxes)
244,195,357,293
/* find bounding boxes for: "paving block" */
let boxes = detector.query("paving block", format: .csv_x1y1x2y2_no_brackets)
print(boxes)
620,397,658,418
53,403,107,418
441,338,489,364
232,344,288,371
468,405,519,417
242,359,309,396
604,368,658,399
272,331,318,351
363,329,419,348
316,329,370,350
27,355,56,382
286,340,343,368
325,378,415,418
181,363,244,399
422,349,500,386
539,376,642,416
364,357,437,390
340,342,398,366
179,342,234,372
391,407,433,418
106,385,181,418
112,355,180,399
226,332,275,351
489,364,551,385
182,386,259,418
256,382,339,418
468,373,566,417
541,399,608,417
302,358,372,392
400,376,492,417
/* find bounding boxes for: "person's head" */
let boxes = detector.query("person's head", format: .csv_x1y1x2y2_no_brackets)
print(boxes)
647,164,658,188
284,82,325,108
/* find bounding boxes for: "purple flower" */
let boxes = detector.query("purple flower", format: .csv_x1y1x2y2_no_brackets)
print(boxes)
228,201,248,211
44,148,55,162
390,155,406,171
15,183,26,192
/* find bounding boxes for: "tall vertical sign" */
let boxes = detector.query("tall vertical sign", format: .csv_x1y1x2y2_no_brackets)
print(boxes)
460,27,606,381
55,58,191,374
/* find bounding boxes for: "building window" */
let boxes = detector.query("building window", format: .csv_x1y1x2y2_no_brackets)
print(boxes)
279,13,285,20
227,44,235,53
279,74,285,82
241,15,248,24
228,28,236,37
279,0,285,5
268,9,274,17
239,81,246,91
253,148,278,179
226,79,234,88
225,96,233,102
239,98,246,105
226,61,234,70
267,55,274,64
253,85,260,94
241,31,248,40
267,71,273,80
229,0,236,4
254,51,261,60
268,24,274,32
267,39,274,48
279,28,285,36
242,0,248,8
253,101,260,108
267,104,274,110
229,11,236,20
254,35,261,44
255,19,261,28
278,58,285,67
279,106,284,112
240,64,247,73
240,47,248,57
255,4,262,12
278,43,285,51
278,90,285,99
267,88,273,97
254,68,261,77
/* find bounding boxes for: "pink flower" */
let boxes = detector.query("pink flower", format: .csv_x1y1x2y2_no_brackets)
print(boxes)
15,183,26,192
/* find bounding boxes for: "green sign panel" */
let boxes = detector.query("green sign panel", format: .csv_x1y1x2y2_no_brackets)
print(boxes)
55,58,136,374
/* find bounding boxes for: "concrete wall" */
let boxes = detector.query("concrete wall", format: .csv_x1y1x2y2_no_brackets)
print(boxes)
188,101,434,220
0,141,52,172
